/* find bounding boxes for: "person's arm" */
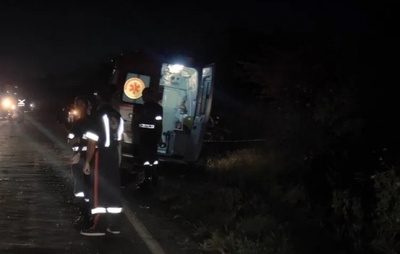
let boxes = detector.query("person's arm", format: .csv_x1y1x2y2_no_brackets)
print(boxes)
118,141,122,167
118,115,124,166
83,139,97,175
67,124,79,148
67,126,81,164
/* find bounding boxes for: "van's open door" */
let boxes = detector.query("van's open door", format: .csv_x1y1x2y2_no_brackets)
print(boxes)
185,64,215,162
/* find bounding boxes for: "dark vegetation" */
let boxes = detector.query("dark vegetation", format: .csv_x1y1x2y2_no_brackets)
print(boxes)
149,26,399,253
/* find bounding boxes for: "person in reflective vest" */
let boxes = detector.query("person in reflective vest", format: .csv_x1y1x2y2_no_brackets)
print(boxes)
133,87,163,189
67,95,92,227
80,86,124,236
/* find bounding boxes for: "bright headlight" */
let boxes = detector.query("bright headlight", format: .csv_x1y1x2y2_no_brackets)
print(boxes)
2,98,12,109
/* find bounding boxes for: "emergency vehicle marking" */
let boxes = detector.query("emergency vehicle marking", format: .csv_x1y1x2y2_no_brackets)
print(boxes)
124,77,145,99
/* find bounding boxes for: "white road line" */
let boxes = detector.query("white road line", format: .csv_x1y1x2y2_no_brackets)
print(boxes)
123,199,167,254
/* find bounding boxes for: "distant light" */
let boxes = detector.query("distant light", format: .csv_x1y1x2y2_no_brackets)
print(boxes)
170,64,184,73
2,98,12,108
18,99,25,107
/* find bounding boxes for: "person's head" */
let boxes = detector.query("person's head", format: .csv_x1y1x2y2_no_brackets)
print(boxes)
142,87,156,103
74,95,90,116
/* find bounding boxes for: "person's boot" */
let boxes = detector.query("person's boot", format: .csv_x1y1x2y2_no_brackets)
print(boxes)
136,167,152,190
106,214,121,235
74,199,91,227
82,203,93,227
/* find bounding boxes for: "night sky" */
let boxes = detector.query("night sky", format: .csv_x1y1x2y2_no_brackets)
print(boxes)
0,0,387,86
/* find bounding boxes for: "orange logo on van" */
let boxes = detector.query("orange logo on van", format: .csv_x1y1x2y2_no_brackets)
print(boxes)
124,78,145,99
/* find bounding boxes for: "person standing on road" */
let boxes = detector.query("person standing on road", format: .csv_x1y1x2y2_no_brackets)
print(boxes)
80,86,124,236
67,95,92,228
132,87,163,190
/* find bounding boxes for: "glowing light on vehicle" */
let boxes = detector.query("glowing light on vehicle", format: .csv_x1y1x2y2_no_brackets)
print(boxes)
170,64,184,73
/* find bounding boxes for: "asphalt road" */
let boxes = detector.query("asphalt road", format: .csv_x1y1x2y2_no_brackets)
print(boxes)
0,111,189,254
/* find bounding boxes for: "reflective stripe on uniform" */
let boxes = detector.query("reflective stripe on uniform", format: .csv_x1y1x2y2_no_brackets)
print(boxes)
155,115,162,121
91,207,122,214
72,146,87,152
139,123,155,129
102,115,110,147
91,207,107,214
68,133,75,139
107,207,123,214
86,131,99,141
117,117,124,141
143,160,159,166
75,192,84,198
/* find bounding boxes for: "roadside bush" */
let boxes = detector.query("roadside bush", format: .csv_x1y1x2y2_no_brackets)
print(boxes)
327,166,400,254
201,220,294,254
160,146,400,253
370,167,400,254
206,148,290,192
195,148,325,253
331,188,368,252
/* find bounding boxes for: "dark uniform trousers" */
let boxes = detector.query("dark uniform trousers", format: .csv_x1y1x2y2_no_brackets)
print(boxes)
71,151,91,222
91,147,122,230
